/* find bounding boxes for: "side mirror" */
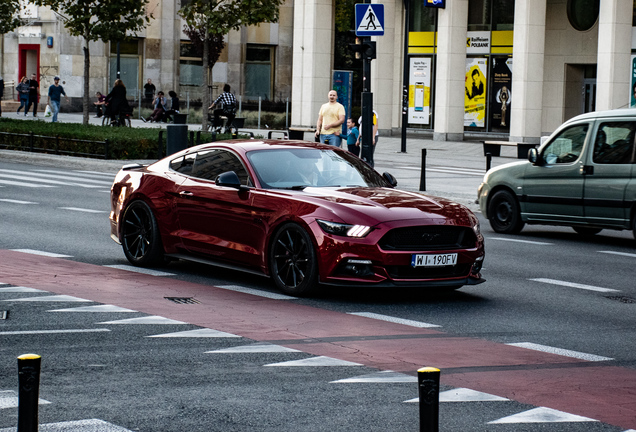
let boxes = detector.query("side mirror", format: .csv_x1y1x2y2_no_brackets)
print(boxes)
215,171,249,192
382,172,398,187
528,148,540,165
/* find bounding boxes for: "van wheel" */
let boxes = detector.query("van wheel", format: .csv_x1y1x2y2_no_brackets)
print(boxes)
488,190,525,234
633,216,636,241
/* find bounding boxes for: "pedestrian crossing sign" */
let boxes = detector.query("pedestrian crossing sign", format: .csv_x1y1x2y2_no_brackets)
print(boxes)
355,4,384,36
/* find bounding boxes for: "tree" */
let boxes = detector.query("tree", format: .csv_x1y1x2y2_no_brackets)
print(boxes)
33,0,152,125
0,0,27,35
179,0,285,130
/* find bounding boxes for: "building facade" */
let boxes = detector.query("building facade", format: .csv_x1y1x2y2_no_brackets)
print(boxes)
2,0,635,144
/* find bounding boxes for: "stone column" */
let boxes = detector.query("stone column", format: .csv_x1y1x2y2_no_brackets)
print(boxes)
596,0,632,111
509,0,546,144
291,0,334,128
433,0,468,142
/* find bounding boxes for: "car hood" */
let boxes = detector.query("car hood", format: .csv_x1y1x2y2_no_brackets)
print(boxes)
295,187,475,225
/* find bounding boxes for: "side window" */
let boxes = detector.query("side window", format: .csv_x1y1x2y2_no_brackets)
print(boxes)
169,153,196,174
542,124,589,164
191,150,250,185
592,122,636,164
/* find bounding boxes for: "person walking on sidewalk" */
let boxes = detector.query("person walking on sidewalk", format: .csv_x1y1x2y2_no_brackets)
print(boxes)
47,76,69,123
16,77,30,115
26,73,39,117
315,90,345,147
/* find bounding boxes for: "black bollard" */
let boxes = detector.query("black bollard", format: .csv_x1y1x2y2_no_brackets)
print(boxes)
157,130,164,159
419,148,427,191
18,354,42,432
418,367,440,432
196,131,201,145
486,152,492,171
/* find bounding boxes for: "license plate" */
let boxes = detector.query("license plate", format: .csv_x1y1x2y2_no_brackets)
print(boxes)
411,253,458,267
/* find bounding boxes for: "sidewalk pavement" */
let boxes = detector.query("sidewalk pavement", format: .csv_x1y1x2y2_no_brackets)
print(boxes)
0,112,521,212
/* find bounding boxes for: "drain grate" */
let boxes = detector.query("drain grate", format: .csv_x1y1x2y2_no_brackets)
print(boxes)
164,297,201,305
1,311,8,320
606,295,636,304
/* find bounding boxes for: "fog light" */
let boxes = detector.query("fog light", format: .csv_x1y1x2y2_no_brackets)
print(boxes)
471,256,484,274
342,259,374,277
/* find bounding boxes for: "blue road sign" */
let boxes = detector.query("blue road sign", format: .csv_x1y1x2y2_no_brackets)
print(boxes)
355,4,384,37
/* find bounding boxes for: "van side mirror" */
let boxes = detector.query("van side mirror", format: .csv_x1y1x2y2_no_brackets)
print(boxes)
528,148,540,165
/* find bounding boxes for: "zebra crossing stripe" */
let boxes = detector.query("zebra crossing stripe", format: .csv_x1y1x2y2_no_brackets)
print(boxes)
488,407,598,424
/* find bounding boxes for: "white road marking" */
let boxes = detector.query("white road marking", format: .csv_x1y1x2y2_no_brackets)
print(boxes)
98,316,187,325
488,407,598,424
599,250,636,259
149,329,240,338
59,207,107,213
76,170,119,177
0,418,134,432
10,249,72,258
3,295,92,302
217,285,297,300
207,343,300,353
404,387,509,403
0,390,51,409
489,237,553,245
506,342,613,362
348,312,441,328
0,171,102,188
0,198,37,204
34,169,114,184
332,370,417,384
265,356,363,367
0,287,47,293
530,278,620,293
0,329,110,336
48,305,137,313
104,264,175,277
0,179,55,188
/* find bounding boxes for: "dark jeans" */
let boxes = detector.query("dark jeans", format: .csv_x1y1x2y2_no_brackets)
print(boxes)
17,95,28,113
26,95,38,115
212,109,235,132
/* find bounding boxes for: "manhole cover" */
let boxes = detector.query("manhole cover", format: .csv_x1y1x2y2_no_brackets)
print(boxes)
164,297,201,304
605,295,636,304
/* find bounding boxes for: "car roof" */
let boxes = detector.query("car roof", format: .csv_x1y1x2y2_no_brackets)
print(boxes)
564,108,636,126
185,139,339,154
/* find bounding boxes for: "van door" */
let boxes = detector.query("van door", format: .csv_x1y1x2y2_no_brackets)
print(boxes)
583,121,635,228
520,123,590,223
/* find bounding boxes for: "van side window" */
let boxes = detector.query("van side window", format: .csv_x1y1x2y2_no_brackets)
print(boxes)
542,124,588,164
592,122,636,164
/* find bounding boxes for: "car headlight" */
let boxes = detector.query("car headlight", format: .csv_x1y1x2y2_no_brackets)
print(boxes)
317,219,372,238
473,219,481,236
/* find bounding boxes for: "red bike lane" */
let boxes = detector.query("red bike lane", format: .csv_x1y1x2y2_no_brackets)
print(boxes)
1,249,635,429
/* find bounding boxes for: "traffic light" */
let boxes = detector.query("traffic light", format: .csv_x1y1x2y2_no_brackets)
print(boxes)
348,38,376,60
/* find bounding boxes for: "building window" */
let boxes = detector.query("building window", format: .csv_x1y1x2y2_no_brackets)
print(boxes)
245,45,274,100
180,41,203,86
467,0,514,31
567,0,600,31
410,0,437,32
109,39,141,95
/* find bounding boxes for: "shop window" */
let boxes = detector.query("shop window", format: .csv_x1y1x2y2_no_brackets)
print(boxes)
467,0,514,31
567,0,600,31
410,0,437,32
245,45,273,100
468,0,490,31
180,41,203,86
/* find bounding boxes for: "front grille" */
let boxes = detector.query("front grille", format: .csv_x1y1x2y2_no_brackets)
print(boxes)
386,264,472,280
379,226,477,251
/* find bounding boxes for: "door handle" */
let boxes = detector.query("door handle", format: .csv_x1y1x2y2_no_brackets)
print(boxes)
179,191,194,197
581,165,594,175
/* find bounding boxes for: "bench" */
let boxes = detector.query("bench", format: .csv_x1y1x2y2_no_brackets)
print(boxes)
482,140,538,159
288,127,315,140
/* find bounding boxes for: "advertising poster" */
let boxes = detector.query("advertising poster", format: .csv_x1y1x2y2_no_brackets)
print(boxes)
408,57,431,125
631,55,636,108
332,70,352,135
490,58,512,130
465,58,488,127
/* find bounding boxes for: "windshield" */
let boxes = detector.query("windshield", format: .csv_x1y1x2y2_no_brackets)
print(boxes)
247,148,388,189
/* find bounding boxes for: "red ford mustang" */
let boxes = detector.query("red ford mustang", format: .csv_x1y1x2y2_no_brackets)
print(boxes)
110,140,485,295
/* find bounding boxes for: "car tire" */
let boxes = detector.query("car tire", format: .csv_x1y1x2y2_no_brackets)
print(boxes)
121,200,165,267
488,190,525,234
573,226,602,236
269,223,319,296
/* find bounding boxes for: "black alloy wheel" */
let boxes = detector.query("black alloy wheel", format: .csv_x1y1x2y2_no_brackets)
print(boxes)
488,190,525,234
269,223,318,296
121,200,164,266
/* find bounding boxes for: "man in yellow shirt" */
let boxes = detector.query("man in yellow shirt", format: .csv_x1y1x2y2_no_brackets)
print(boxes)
315,90,345,147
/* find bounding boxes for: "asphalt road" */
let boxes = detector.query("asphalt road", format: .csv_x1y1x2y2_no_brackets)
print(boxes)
1,160,635,431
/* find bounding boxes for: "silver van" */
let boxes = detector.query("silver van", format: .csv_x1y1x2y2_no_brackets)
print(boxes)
478,109,636,238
